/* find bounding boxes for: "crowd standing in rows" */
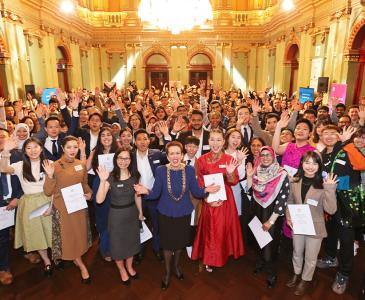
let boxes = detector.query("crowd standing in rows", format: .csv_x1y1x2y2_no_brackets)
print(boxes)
0,80,364,296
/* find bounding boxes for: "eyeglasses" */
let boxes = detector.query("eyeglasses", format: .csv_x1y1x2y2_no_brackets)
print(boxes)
259,153,272,158
117,157,131,161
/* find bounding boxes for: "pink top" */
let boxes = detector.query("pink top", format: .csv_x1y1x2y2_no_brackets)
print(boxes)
281,142,315,169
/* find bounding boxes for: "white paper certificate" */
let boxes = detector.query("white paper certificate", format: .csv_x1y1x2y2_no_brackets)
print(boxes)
140,221,152,244
29,202,51,220
98,153,115,172
288,204,316,236
0,207,15,230
61,183,87,214
203,173,227,203
248,216,273,249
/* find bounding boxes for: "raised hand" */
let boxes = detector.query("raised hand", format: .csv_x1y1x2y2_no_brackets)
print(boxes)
277,110,290,128
324,173,338,185
338,126,357,142
359,105,365,121
0,97,5,107
226,157,239,174
78,137,86,152
69,94,79,110
251,99,261,115
84,192,92,201
246,162,254,178
172,117,185,133
158,121,169,137
291,99,301,112
205,183,220,194
42,160,55,179
3,138,18,152
236,147,249,162
56,88,66,106
96,166,110,182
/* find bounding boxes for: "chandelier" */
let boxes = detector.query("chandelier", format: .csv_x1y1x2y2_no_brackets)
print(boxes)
138,0,213,35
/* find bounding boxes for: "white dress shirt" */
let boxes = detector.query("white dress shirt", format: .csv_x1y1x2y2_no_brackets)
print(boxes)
137,151,155,190
44,137,59,156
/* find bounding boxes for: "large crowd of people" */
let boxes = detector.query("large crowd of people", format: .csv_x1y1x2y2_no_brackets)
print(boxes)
0,80,364,297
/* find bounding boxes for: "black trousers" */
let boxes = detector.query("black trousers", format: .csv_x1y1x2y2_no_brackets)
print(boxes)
323,217,355,276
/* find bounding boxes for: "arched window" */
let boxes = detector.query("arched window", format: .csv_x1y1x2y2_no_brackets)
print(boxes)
145,54,169,89
189,53,212,86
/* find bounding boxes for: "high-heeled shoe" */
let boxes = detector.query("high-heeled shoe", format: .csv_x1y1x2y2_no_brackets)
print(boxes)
161,279,169,290
121,278,131,286
205,265,213,273
174,268,184,280
44,265,53,277
127,270,139,280
81,276,91,284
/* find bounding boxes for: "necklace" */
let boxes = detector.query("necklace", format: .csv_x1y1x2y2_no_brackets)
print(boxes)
166,163,186,202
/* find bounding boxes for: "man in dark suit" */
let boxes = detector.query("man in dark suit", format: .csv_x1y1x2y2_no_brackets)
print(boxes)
235,105,253,147
35,116,77,161
131,129,167,261
171,110,210,158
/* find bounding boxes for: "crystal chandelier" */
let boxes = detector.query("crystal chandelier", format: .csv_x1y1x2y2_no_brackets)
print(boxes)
138,0,213,35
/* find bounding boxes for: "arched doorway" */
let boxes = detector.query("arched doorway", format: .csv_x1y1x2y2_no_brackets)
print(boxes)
145,54,169,89
350,25,365,104
56,46,71,91
189,53,212,86
284,44,299,96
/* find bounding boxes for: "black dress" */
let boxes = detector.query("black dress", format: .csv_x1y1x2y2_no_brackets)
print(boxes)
107,176,140,260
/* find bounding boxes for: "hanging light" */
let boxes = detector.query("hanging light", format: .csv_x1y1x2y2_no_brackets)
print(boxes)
60,0,75,14
138,0,213,35
282,0,295,11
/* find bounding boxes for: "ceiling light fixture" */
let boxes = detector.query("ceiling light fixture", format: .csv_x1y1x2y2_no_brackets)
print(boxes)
138,0,213,35
60,0,75,14
282,0,295,11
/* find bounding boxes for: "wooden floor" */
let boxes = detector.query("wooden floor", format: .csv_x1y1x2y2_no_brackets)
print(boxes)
1,238,364,300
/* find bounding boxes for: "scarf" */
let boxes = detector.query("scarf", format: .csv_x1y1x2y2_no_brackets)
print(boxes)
252,146,287,208
13,123,30,150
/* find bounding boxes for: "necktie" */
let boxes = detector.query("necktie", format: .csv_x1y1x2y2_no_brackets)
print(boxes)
186,159,191,166
52,140,58,156
1,173,9,196
243,126,249,145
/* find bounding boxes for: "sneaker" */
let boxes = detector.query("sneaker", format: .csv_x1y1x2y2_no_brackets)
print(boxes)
316,256,338,269
332,272,348,295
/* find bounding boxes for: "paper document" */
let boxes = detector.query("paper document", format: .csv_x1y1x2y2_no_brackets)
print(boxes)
0,207,15,230
288,204,316,235
140,221,152,244
283,165,298,177
29,202,51,220
61,183,87,214
203,173,227,203
248,216,273,249
98,153,115,172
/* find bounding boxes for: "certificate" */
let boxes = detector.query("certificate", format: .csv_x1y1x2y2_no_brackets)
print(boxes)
29,202,51,220
98,153,115,172
61,183,87,214
0,207,15,230
203,173,227,203
248,216,273,249
283,165,298,177
140,221,152,244
288,204,316,236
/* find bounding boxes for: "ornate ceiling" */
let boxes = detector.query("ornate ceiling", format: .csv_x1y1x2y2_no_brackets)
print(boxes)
76,0,277,12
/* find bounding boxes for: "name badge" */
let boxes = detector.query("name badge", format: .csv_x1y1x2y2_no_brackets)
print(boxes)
202,145,210,150
335,159,346,166
74,165,83,171
219,165,226,169
117,184,124,188
153,160,160,164
307,199,318,207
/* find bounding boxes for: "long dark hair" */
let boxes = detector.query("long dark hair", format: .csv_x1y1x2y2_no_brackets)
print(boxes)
294,151,323,189
224,128,243,150
92,127,119,173
22,137,45,182
112,147,140,181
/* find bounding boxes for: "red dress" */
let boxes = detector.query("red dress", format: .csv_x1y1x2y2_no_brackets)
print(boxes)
192,152,245,267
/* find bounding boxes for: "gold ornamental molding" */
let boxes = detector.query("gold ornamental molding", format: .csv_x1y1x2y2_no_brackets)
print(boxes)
0,8,23,24
309,27,330,45
186,44,216,67
142,44,171,67
344,50,360,62
23,30,43,48
347,18,365,50
329,5,352,21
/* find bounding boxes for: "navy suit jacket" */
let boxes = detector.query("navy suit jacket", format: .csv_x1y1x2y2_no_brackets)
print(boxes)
131,148,167,178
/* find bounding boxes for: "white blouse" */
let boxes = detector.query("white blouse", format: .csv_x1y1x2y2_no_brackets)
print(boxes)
11,160,45,194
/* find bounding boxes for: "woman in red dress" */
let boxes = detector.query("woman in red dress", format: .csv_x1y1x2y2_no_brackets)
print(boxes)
192,129,245,271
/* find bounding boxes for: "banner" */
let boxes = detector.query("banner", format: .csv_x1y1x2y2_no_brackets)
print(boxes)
329,83,347,112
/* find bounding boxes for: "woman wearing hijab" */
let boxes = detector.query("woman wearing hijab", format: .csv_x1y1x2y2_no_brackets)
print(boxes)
246,146,290,288
13,123,30,150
